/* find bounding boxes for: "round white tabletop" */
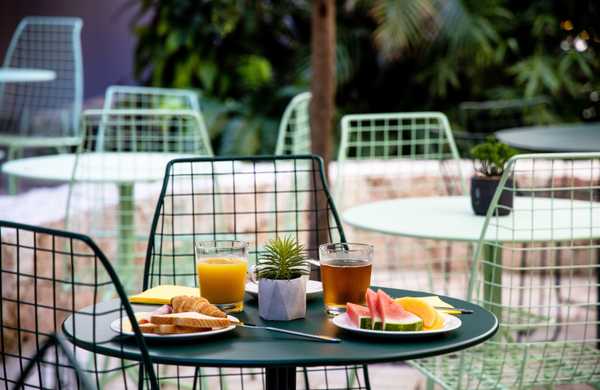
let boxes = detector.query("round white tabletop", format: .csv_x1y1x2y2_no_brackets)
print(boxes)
2,153,191,183
0,68,56,82
343,196,600,243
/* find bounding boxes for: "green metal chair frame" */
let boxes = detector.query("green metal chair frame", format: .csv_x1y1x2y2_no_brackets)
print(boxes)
274,92,311,155
0,17,84,194
66,108,214,293
143,154,370,390
103,85,201,112
0,220,158,389
14,333,96,390
335,112,467,296
413,152,600,389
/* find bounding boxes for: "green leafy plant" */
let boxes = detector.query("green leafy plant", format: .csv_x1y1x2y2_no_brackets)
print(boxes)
257,236,309,280
470,138,518,177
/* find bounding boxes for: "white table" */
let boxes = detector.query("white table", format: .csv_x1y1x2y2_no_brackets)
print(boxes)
343,196,600,321
0,68,56,83
3,152,190,268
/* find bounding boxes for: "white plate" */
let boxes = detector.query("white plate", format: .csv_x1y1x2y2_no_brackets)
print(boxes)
331,312,461,338
110,312,237,340
245,280,323,299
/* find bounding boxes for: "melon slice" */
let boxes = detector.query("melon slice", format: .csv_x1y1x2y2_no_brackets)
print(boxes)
377,290,423,331
365,288,383,330
424,310,445,331
395,297,438,328
346,303,372,329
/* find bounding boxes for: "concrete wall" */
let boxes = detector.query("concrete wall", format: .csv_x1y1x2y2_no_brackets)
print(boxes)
0,0,144,99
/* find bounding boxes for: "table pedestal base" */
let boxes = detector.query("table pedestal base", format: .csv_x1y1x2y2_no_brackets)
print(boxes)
265,367,296,390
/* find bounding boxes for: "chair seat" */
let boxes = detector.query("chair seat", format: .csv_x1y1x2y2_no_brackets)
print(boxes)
411,342,600,389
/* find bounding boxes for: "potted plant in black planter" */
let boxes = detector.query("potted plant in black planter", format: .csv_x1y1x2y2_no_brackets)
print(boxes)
470,138,518,216
257,236,309,321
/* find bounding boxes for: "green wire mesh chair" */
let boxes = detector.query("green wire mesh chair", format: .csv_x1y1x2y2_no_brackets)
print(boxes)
0,220,158,389
66,109,214,293
14,333,95,390
103,85,201,112
275,92,311,155
0,17,83,194
144,155,370,390
413,153,600,389
334,112,468,296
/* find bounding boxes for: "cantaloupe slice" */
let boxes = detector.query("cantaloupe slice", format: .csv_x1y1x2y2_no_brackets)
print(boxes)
423,310,445,331
395,297,438,328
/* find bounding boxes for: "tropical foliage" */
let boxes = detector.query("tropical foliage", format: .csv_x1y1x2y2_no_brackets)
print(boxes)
133,0,600,155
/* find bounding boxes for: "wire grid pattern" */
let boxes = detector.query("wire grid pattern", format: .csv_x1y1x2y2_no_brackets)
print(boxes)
334,112,468,297
144,155,369,390
103,85,201,112
275,92,311,155
66,109,214,293
14,333,95,390
0,17,83,142
0,221,158,389
413,153,600,389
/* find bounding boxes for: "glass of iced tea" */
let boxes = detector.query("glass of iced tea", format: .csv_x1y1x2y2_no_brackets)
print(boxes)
195,240,248,313
319,243,373,315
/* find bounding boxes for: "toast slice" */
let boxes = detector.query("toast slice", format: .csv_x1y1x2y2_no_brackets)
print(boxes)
150,311,231,329
138,323,159,333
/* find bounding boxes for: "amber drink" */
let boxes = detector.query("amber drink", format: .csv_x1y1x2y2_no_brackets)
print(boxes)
319,243,373,315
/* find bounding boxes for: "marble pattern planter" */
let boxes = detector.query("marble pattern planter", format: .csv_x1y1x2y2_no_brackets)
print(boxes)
258,277,306,321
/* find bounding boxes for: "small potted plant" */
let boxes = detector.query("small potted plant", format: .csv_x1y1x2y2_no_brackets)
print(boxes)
470,138,518,216
257,236,309,321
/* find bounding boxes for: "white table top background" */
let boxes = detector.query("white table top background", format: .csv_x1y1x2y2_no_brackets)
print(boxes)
343,196,600,243
0,68,56,82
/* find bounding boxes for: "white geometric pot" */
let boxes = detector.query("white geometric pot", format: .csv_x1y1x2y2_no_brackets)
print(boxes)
258,277,306,321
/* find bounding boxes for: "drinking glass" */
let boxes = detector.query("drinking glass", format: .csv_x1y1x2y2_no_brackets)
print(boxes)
319,243,373,315
195,240,248,313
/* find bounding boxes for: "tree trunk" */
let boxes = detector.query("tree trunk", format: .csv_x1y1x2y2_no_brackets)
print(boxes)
309,0,336,271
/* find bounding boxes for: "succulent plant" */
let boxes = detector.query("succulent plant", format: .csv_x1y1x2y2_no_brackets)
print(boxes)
470,137,519,177
257,236,309,280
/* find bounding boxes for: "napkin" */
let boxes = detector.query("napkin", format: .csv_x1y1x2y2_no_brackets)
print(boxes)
129,285,200,305
408,296,460,315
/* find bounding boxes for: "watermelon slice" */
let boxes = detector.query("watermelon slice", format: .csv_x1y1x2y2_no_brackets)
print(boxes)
365,288,383,330
376,289,423,331
346,303,372,329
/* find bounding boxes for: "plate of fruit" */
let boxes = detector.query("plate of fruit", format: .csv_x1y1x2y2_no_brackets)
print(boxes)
112,295,239,340
331,289,461,337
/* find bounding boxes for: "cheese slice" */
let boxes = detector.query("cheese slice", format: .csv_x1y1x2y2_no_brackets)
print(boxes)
129,285,200,305
414,296,459,315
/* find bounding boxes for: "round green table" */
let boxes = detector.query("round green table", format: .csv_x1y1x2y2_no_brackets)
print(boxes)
62,287,498,390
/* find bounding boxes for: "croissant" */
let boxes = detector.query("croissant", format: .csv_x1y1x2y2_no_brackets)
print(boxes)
170,295,226,318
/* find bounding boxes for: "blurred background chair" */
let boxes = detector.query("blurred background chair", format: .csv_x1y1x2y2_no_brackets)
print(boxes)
103,85,201,111
334,112,468,297
0,220,158,389
275,92,311,155
0,17,83,194
143,155,370,390
66,109,213,292
454,96,553,156
413,153,600,389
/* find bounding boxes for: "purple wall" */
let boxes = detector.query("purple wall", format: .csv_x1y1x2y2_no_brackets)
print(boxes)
0,0,145,99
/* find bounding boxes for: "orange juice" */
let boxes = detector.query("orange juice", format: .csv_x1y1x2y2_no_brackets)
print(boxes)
196,257,247,312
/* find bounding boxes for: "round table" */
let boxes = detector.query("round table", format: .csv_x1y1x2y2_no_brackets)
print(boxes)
343,196,600,322
0,67,56,82
62,287,498,390
495,123,600,152
2,152,190,270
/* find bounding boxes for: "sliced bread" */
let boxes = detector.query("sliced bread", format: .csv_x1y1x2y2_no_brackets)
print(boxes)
150,311,231,329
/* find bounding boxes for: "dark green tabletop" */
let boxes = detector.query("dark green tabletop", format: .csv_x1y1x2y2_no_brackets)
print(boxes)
62,287,497,368
495,122,600,152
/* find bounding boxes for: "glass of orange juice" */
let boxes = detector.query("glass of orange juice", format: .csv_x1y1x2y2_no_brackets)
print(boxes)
195,240,248,313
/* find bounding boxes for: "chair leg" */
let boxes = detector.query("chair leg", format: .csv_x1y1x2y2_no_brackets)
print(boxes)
7,146,21,194
425,377,435,390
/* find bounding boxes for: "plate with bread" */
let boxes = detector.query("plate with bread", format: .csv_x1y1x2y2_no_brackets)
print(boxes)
112,295,239,339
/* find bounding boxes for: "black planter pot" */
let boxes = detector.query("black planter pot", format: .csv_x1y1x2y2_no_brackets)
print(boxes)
470,176,513,216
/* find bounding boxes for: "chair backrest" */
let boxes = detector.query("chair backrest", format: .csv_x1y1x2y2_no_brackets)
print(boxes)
467,152,600,387
144,155,345,289
103,86,201,112
275,92,311,155
0,17,83,140
0,220,158,389
66,109,214,291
